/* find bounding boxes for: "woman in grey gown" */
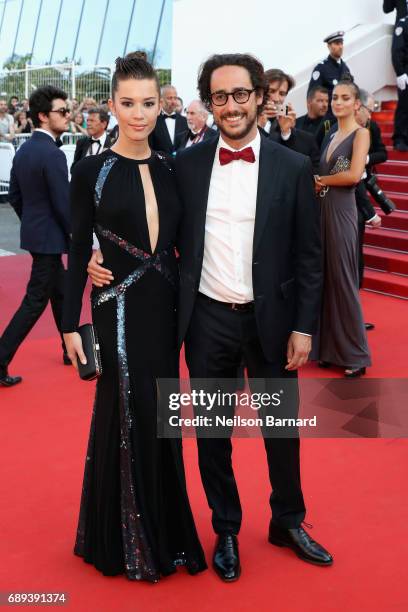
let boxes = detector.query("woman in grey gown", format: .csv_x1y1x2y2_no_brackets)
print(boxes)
314,81,371,377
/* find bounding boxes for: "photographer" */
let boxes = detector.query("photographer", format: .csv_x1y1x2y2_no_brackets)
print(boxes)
261,68,320,172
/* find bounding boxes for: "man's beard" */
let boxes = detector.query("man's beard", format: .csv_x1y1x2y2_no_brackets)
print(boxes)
216,110,258,141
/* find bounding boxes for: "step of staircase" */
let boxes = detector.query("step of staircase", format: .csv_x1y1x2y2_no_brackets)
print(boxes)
385,147,408,161
377,173,408,193
363,227,408,252
382,100,398,111
363,268,408,299
372,110,395,122
376,210,408,232
378,121,394,133
371,192,408,212
382,135,393,146
363,245,408,275
376,160,408,177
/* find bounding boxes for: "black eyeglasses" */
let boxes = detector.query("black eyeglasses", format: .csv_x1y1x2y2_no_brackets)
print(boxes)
49,108,70,117
209,88,256,106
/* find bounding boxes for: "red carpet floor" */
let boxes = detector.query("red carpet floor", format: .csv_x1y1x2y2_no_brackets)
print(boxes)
1,255,407,611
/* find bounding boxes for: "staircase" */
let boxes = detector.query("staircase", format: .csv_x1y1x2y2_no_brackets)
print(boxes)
363,100,408,299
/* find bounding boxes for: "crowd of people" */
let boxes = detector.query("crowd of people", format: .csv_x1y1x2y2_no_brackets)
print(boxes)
0,5,405,585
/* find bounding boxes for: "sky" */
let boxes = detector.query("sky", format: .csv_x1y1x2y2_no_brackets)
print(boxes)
0,0,172,69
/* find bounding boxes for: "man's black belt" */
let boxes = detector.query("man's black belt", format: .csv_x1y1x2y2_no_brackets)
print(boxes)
198,292,254,312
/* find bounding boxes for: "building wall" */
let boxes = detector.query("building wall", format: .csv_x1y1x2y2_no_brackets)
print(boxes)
172,0,395,104
0,0,172,69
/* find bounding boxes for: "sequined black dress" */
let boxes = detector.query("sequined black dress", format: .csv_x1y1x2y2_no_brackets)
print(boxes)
62,149,207,582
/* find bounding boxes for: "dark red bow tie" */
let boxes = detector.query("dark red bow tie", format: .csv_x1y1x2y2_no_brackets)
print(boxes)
219,146,255,166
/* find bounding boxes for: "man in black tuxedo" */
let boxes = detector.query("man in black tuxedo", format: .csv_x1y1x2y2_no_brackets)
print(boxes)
176,54,332,579
179,99,216,148
87,54,333,579
383,0,408,22
149,84,188,154
71,106,114,169
261,69,320,173
0,86,71,386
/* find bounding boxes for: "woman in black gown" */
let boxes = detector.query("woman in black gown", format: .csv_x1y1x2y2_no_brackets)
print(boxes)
62,55,207,582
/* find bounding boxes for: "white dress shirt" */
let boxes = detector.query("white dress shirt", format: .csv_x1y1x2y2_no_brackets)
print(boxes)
162,112,176,144
199,131,260,304
86,131,107,156
35,128,56,141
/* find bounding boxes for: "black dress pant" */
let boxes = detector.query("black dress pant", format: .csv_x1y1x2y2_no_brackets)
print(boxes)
184,294,306,535
393,87,408,144
0,253,66,367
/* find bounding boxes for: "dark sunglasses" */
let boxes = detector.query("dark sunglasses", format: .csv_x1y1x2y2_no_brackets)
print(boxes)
49,107,70,117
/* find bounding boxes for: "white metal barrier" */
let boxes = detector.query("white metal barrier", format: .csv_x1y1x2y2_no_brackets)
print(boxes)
13,134,32,150
61,132,83,145
60,145,76,177
0,143,15,196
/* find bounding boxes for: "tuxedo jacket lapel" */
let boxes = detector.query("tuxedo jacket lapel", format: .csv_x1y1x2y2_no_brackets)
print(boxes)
253,134,282,255
191,136,219,259
158,115,173,151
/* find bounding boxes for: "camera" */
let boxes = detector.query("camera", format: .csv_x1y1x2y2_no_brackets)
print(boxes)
275,103,289,117
364,173,396,215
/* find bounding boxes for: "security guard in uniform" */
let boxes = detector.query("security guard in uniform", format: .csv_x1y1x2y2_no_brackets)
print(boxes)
308,31,353,118
391,17,408,150
383,0,408,24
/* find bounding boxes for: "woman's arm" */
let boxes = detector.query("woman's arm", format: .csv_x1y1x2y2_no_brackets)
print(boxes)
62,162,95,333
317,128,370,187
62,162,96,367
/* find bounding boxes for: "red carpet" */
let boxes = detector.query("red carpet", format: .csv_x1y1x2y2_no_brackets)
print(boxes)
364,104,408,299
1,255,408,611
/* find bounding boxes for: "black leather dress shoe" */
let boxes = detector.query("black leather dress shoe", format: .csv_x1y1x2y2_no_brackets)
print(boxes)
268,522,333,566
213,534,241,582
0,367,22,387
365,322,375,331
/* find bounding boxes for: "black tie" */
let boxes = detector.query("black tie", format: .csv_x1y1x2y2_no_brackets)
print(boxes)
188,129,199,141
164,113,176,119
89,139,101,155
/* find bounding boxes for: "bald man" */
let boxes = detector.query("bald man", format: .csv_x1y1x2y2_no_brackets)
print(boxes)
149,84,188,154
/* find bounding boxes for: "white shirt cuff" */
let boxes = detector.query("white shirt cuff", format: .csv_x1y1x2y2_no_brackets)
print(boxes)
281,129,292,141
292,330,312,337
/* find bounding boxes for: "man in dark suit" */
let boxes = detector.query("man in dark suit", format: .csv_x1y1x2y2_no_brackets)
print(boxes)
149,84,188,154
261,69,321,173
296,86,329,136
179,99,216,148
383,0,408,22
176,54,332,579
391,17,408,150
87,54,333,579
0,86,71,386
71,106,114,169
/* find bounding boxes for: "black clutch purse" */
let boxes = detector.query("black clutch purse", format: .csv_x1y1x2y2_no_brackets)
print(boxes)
77,323,102,381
